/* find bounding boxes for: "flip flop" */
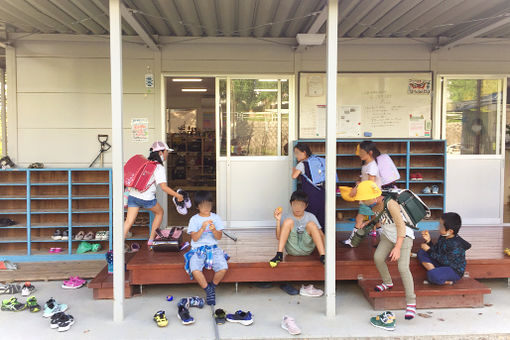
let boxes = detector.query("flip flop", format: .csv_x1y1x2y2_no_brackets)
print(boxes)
280,283,299,295
214,308,227,325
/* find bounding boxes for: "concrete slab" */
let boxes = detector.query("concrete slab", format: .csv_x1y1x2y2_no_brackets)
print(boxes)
0,279,509,339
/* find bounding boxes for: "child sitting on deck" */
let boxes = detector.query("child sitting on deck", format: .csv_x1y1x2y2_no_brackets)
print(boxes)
184,191,228,305
418,212,471,285
269,190,325,267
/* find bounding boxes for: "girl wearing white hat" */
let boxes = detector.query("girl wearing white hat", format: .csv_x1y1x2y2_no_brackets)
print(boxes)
124,141,184,247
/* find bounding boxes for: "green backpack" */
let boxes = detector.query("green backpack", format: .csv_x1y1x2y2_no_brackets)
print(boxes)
349,189,431,247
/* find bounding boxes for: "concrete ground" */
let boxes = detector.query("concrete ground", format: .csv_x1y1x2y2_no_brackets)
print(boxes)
1,279,509,340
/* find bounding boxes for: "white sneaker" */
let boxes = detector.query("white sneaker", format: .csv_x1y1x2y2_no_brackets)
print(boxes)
21,282,35,297
299,284,323,297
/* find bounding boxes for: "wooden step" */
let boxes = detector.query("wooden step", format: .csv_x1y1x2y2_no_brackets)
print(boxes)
358,277,491,310
88,265,140,300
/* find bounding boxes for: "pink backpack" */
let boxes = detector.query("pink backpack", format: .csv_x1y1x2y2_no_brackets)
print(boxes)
124,155,158,192
377,154,400,185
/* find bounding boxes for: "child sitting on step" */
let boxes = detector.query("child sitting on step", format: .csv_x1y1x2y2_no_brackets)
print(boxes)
184,191,228,306
269,190,325,267
418,212,471,285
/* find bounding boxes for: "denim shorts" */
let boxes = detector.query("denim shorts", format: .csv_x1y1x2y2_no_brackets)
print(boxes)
127,195,157,209
189,247,228,273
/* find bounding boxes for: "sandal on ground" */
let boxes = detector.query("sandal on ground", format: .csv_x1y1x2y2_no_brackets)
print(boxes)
280,283,299,295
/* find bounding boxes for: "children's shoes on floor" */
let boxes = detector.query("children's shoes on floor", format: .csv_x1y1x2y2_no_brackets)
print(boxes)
370,311,395,331
299,284,323,297
281,315,301,335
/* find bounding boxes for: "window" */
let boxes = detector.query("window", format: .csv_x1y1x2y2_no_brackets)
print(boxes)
444,78,504,155
219,78,289,157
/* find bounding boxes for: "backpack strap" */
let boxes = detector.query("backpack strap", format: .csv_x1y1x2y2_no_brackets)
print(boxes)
300,172,322,190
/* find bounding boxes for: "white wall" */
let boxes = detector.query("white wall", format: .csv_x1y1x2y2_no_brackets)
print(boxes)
6,35,510,224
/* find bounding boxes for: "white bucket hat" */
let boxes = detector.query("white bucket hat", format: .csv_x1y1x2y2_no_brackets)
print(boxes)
151,141,174,152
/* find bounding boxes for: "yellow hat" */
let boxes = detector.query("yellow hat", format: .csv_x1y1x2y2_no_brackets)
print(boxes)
338,186,356,202
355,144,360,156
353,180,382,201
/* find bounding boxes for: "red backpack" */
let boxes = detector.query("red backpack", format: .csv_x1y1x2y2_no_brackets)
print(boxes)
124,155,158,192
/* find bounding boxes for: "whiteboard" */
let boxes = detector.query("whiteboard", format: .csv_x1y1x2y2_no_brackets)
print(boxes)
299,72,432,139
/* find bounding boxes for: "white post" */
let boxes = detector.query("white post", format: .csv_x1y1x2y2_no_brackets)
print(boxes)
1,68,6,156
325,0,338,319
109,0,125,322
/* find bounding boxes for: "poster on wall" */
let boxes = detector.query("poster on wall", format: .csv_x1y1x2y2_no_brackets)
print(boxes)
298,72,433,139
131,118,149,142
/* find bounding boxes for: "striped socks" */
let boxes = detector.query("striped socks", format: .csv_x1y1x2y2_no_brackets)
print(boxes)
374,283,393,292
405,304,416,320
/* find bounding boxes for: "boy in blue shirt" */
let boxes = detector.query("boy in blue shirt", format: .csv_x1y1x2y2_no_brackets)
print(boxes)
185,191,228,305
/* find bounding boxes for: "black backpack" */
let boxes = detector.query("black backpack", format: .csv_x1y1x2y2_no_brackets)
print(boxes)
349,189,431,247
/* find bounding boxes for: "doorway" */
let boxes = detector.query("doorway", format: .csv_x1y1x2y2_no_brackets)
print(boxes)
165,77,216,226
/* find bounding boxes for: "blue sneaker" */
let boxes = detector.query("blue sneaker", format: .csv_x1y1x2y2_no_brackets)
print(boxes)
226,310,253,326
178,296,204,309
43,298,67,318
177,305,195,325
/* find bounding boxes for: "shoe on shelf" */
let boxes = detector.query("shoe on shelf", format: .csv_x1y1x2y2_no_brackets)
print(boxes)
83,231,94,241
26,296,41,313
431,185,440,194
370,311,396,331
74,231,85,240
43,298,68,318
1,297,26,311
102,231,109,241
76,241,92,254
299,284,324,297
281,315,301,335
57,313,75,332
153,310,168,327
411,173,423,181
422,186,431,194
51,230,62,240
21,282,35,296
61,230,69,241
226,310,254,326
177,305,195,325
94,231,103,240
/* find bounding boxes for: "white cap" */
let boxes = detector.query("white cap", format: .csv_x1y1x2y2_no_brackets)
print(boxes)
151,141,174,152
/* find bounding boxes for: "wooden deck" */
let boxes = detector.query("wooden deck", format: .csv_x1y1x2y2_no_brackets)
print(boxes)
125,226,510,285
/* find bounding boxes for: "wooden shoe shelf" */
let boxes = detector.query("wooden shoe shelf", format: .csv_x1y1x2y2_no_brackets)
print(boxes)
293,139,446,230
0,168,114,262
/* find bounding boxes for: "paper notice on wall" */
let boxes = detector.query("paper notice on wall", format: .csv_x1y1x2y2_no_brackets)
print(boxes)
307,75,324,97
316,105,326,137
131,118,149,142
409,116,425,137
337,105,361,137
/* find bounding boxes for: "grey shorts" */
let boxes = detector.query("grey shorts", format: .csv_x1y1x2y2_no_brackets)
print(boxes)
189,247,228,273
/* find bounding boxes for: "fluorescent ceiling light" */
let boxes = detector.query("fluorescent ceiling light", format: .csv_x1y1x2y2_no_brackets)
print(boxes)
296,33,325,46
181,88,207,92
254,89,278,92
172,78,203,82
